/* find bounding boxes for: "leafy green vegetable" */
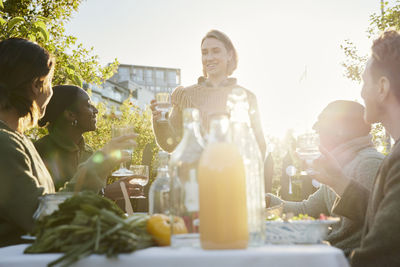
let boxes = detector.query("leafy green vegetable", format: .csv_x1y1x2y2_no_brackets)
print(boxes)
25,191,154,267
290,214,315,221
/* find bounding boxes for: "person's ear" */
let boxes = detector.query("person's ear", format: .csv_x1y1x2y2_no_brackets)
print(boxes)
377,76,391,103
227,50,233,62
63,110,76,123
31,78,44,96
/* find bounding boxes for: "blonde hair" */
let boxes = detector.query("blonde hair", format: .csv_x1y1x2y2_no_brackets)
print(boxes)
201,29,238,77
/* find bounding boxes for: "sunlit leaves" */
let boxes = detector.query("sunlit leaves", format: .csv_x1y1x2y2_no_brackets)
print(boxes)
33,20,49,41
341,0,400,84
0,0,118,87
7,16,24,29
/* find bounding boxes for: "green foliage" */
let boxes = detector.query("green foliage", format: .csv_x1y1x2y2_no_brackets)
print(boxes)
341,1,400,83
0,0,119,86
340,40,368,82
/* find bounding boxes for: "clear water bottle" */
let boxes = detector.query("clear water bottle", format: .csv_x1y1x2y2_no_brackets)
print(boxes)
148,151,170,215
169,108,204,248
227,87,266,246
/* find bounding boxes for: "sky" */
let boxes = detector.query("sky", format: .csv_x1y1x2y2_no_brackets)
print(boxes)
65,0,382,138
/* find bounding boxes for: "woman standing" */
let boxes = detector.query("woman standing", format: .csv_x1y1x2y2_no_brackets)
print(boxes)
151,30,266,156
0,38,136,247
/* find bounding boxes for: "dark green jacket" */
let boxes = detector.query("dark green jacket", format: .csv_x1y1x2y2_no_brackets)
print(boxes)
333,140,400,266
0,121,55,247
35,128,93,190
0,122,117,247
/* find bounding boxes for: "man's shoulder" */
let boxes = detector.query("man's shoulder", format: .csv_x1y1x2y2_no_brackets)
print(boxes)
0,128,26,151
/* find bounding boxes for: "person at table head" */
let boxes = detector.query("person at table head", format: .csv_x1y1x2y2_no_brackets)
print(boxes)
313,29,400,267
267,100,383,256
35,85,140,199
150,29,266,156
0,38,136,247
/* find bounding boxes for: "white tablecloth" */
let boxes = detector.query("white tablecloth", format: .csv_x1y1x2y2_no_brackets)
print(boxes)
0,244,349,267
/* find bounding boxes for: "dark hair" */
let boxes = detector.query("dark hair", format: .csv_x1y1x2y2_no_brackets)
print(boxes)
371,29,400,101
201,29,238,76
0,38,54,126
38,85,81,127
318,100,371,137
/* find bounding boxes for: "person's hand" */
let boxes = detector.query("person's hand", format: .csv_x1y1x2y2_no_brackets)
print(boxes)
101,133,138,163
103,177,141,201
150,99,161,122
312,146,351,196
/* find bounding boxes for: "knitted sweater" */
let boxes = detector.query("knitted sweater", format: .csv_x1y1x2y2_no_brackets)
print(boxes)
269,135,384,255
152,77,266,157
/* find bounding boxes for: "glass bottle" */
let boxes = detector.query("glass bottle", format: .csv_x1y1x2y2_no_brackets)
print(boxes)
169,108,204,248
198,114,248,249
148,151,170,215
227,87,266,246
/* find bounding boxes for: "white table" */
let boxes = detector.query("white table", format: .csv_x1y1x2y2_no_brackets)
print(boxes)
0,244,349,267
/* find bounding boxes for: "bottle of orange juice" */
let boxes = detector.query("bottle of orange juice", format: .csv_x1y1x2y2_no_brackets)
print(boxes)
198,115,248,249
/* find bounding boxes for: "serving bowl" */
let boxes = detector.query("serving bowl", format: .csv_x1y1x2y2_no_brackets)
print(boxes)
33,192,74,221
265,218,340,244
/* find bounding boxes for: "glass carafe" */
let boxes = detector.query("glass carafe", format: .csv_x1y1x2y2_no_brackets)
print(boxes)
149,151,170,215
169,108,204,248
228,87,266,246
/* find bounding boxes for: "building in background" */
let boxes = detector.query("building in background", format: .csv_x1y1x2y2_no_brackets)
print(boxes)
85,64,181,112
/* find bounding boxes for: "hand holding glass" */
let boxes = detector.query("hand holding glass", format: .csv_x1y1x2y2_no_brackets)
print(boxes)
155,92,171,123
296,133,321,175
111,125,135,177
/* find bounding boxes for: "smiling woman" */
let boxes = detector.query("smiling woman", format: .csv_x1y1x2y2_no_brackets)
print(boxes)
35,85,139,200
151,29,266,157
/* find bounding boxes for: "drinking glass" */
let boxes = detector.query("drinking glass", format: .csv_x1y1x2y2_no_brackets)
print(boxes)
111,125,135,177
296,133,321,175
155,92,172,123
129,165,149,198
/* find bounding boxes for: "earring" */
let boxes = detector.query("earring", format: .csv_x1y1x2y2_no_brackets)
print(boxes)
71,120,78,126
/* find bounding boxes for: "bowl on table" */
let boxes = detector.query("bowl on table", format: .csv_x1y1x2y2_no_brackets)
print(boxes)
265,217,340,244
33,192,74,221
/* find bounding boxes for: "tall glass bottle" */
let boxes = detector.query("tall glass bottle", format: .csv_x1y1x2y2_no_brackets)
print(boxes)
227,88,266,246
149,151,170,215
198,115,248,249
169,108,204,248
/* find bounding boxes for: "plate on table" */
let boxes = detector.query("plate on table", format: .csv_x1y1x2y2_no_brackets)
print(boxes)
21,235,36,241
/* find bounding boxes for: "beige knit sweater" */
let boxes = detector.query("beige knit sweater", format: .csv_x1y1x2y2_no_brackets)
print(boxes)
153,77,266,156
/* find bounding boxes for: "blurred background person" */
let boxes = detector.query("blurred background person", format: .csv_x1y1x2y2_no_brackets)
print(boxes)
267,100,384,255
150,29,266,157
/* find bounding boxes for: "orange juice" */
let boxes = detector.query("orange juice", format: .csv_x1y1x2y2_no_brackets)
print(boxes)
198,142,248,249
